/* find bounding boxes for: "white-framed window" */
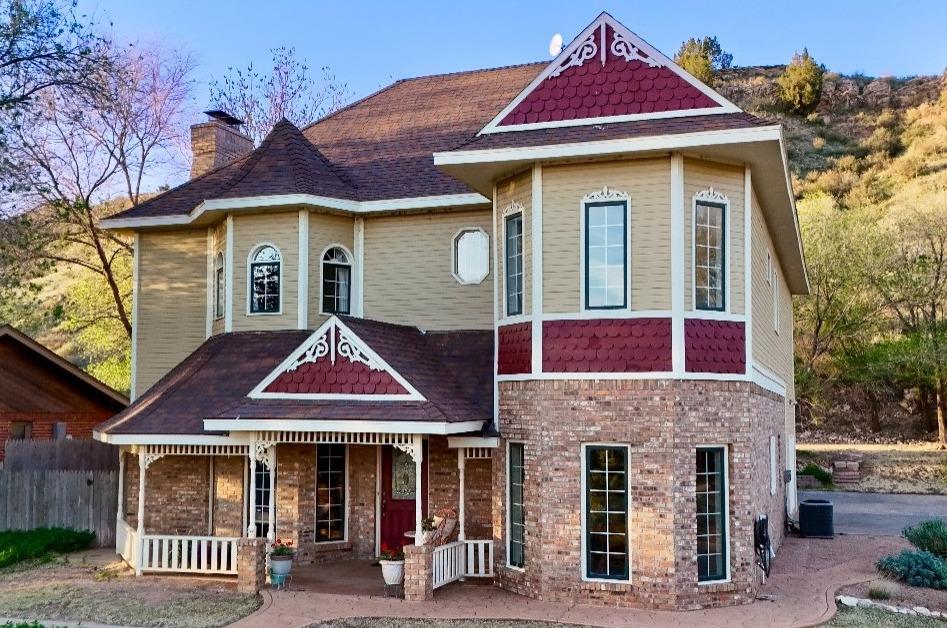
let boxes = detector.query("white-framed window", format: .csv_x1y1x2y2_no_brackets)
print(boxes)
694,200,726,311
584,200,628,310
452,228,490,285
773,272,780,333
252,461,274,538
766,250,773,286
504,213,523,316
507,441,525,569
321,246,352,315
214,252,225,320
770,435,778,496
315,444,346,542
248,244,281,314
697,446,730,584
581,443,630,582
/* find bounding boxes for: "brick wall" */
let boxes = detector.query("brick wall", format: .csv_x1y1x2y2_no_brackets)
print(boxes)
213,456,245,537
493,378,786,610
145,456,211,534
0,412,109,461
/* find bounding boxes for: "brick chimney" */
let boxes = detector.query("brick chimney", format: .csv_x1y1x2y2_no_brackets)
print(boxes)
190,110,253,178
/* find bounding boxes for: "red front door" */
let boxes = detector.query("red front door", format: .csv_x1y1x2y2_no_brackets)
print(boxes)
380,444,428,549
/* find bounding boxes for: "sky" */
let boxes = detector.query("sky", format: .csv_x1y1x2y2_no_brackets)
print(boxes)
80,0,947,115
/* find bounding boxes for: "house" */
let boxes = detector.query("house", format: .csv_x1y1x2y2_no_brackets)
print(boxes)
94,12,807,610
0,325,127,461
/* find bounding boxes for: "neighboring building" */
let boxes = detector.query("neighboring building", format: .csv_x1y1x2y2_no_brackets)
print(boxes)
0,325,127,461
95,13,807,610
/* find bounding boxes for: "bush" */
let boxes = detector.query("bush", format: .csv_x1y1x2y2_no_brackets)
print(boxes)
799,462,833,486
2,623,66,628
903,519,947,558
0,528,96,568
778,48,825,115
876,550,947,589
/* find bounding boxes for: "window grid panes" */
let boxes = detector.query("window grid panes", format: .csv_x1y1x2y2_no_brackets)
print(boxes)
505,214,523,316
253,462,273,539
508,443,525,568
322,247,351,315
585,202,627,309
214,253,224,319
695,202,725,311
250,245,280,314
697,447,727,582
585,445,629,580
316,444,345,542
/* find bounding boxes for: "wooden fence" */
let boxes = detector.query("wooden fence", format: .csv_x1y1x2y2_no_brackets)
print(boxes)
4,439,118,471
0,470,117,546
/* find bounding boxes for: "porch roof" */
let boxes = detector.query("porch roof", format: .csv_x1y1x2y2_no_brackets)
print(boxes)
96,318,492,438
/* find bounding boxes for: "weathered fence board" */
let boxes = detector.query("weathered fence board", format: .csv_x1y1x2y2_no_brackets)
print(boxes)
0,470,117,546
4,439,118,471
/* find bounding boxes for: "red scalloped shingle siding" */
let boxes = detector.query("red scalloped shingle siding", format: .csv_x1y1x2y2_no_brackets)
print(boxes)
542,318,671,373
500,25,718,127
263,355,408,395
498,323,532,375
684,319,746,374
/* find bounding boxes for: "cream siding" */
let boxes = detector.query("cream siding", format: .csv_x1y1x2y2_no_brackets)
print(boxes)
210,220,227,336
542,157,671,313
495,170,532,318
363,209,493,330
231,212,299,331
135,229,207,395
683,158,745,314
308,211,356,329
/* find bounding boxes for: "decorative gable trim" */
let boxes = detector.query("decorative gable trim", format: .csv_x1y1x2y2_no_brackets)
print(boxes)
248,316,425,401
479,12,740,135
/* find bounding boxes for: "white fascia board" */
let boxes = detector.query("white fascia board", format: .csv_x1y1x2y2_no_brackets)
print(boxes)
94,432,248,446
447,436,499,449
202,419,487,435
434,126,783,167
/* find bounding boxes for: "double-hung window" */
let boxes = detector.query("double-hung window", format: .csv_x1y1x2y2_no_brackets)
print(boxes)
584,201,627,309
696,447,728,583
249,245,281,314
315,444,346,542
694,201,726,311
508,442,525,568
505,213,523,316
583,444,629,581
253,462,274,539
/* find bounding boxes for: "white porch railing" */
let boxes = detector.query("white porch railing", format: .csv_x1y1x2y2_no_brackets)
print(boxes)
117,520,139,568
432,539,494,589
140,535,240,575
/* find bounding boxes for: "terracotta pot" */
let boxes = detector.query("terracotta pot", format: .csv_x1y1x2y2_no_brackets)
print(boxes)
379,559,404,585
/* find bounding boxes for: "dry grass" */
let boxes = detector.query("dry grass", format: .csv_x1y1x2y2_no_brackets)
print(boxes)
797,443,947,494
825,606,942,627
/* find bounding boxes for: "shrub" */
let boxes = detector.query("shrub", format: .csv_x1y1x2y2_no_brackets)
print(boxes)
778,49,825,115
673,35,732,87
867,579,898,600
903,519,947,558
0,528,96,568
876,550,947,589
799,462,833,486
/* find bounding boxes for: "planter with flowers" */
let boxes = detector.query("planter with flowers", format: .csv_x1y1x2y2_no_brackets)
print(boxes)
269,538,295,579
419,516,437,545
377,543,405,585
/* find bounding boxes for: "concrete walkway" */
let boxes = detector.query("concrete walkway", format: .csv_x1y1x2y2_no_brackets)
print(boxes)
229,535,909,628
800,490,947,535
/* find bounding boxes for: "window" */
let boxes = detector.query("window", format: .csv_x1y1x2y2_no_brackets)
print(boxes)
697,447,728,583
583,445,629,581
773,272,780,333
584,201,627,309
508,442,525,568
766,250,773,286
249,245,281,314
770,436,778,496
316,444,346,542
214,252,225,319
505,213,523,316
9,421,31,440
321,247,351,315
694,201,725,311
253,462,274,538
453,228,490,284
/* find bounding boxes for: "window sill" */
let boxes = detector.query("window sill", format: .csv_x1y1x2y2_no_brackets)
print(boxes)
248,311,283,317
582,575,632,585
698,577,732,587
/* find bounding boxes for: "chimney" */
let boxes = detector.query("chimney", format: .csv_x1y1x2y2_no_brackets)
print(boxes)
190,110,253,178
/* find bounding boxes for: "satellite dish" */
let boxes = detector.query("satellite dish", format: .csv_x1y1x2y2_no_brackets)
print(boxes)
549,33,563,57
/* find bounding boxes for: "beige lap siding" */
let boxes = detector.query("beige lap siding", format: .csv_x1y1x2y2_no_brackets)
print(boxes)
495,170,532,317
542,157,671,313
231,211,299,331
362,209,493,330
683,158,745,314
307,211,355,328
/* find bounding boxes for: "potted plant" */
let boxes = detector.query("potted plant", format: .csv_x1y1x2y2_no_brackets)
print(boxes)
269,538,295,579
419,516,437,545
378,543,405,585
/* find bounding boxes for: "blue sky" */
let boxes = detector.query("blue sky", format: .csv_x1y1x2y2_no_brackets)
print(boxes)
82,0,947,114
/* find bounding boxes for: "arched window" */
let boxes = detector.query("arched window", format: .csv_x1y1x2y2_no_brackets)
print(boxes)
321,246,351,315
249,245,281,314
214,252,225,319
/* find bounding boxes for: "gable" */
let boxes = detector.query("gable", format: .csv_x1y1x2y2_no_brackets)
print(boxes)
481,13,739,134
249,317,425,401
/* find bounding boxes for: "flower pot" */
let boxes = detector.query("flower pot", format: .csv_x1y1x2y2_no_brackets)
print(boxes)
379,559,404,585
419,530,435,545
270,554,294,576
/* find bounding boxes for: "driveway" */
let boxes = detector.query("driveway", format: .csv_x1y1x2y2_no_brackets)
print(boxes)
800,490,947,535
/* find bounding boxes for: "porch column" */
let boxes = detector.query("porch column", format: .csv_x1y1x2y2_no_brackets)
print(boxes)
116,448,125,528
457,448,466,542
267,446,276,542
414,434,423,545
136,451,146,576
247,443,257,538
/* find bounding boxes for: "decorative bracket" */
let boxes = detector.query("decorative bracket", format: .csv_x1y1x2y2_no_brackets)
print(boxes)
550,32,597,78
694,186,730,205
393,440,421,463
611,31,661,67
141,452,167,469
285,321,382,373
582,185,629,203
252,441,276,467
501,200,524,217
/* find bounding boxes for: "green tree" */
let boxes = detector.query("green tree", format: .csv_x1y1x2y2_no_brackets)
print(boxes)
674,36,732,86
778,48,825,115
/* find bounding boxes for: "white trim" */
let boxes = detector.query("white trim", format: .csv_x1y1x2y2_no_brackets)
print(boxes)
752,363,787,397
224,215,234,332
580,442,632,584
313,442,349,544
446,436,499,449
501,207,524,318
450,227,491,285
246,242,284,316
247,316,424,401
531,164,543,375
317,244,355,316
130,233,140,401
354,218,365,317
497,371,753,383
696,444,731,586
207,456,214,535
374,445,381,556
685,311,746,322
505,440,525,571
744,167,754,376
579,186,631,312
497,313,532,326
770,435,778,496
773,271,781,334
205,227,213,339
691,187,731,315
94,433,250,446
298,210,309,329
99,193,491,230
203,419,486,435
670,154,685,376
540,310,672,321
491,184,500,429
478,12,740,135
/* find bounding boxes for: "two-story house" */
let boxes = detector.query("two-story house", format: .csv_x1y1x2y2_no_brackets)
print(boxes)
95,12,806,610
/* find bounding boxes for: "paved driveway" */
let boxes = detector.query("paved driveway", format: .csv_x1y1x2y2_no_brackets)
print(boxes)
800,490,947,535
